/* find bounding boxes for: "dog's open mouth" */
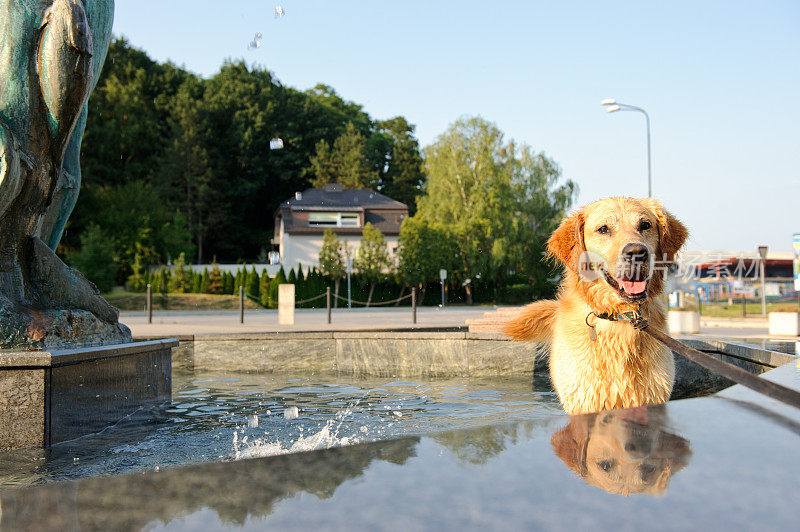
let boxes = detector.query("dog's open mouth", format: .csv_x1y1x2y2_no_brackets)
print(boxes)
603,269,648,301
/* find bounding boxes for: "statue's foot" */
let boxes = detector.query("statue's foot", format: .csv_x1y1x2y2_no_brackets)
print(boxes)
0,296,132,349
30,237,119,324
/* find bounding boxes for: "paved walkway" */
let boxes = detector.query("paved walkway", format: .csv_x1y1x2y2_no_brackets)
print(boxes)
121,306,490,337
118,306,800,345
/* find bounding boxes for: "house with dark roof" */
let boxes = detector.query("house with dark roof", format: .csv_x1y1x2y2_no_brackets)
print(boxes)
272,183,409,271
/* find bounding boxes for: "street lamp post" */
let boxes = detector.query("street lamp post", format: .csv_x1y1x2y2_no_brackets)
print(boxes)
758,245,768,316
601,99,652,197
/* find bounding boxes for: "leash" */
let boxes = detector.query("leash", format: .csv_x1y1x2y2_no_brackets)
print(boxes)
586,310,800,410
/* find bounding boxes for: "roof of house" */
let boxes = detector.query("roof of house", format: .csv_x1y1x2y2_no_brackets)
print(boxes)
280,185,408,211
275,185,409,236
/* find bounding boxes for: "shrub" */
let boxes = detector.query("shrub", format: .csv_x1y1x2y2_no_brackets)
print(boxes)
70,223,117,293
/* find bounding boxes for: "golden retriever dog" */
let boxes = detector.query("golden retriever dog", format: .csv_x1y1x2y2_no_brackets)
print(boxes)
551,406,691,496
504,197,688,414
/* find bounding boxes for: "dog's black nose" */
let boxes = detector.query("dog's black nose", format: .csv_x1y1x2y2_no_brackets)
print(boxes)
621,243,649,263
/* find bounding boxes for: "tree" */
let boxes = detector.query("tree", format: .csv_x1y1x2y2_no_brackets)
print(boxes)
207,263,224,294
268,266,287,308
259,269,271,306
200,267,210,293
309,122,378,189
169,252,192,293
378,117,426,213
318,228,346,306
69,224,117,293
354,223,391,305
397,217,457,299
416,116,577,300
127,252,147,292
246,266,260,298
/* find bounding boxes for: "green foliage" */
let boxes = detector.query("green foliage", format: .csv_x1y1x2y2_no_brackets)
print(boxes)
415,116,577,298
355,223,391,280
169,252,192,293
159,267,171,294
223,271,235,294
267,266,287,308
377,117,426,214
127,252,147,292
191,270,202,293
246,266,260,298
398,217,456,287
259,270,271,306
66,39,428,268
207,264,224,294
318,229,346,280
309,122,378,189
200,267,210,293
69,223,117,293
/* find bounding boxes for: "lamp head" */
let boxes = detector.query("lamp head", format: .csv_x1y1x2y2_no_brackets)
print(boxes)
606,105,621,113
601,98,616,105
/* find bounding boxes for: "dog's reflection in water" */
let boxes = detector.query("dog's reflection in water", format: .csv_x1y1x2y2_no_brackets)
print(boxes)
551,405,691,496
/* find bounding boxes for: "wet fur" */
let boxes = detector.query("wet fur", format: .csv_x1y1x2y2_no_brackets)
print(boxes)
504,197,688,414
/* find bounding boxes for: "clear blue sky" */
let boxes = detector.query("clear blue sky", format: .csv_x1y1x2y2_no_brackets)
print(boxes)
113,0,799,252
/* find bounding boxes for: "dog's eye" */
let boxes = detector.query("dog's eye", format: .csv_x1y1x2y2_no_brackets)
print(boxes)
638,220,652,232
597,460,614,472
596,225,610,235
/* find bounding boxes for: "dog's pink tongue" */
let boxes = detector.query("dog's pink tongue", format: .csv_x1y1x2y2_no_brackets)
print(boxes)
621,279,646,294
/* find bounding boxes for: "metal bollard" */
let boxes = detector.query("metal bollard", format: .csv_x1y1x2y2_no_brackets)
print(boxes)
239,286,244,324
326,287,331,324
146,283,152,324
412,286,417,324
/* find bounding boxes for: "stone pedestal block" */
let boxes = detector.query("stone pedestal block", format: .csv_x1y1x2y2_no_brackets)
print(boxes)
668,311,700,334
278,284,295,325
0,339,177,451
768,312,800,336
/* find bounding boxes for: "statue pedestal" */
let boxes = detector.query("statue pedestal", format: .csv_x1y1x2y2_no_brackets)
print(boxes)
0,339,177,451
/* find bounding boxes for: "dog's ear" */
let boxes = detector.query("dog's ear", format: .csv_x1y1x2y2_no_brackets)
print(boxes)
547,208,585,271
642,198,688,263
551,416,591,476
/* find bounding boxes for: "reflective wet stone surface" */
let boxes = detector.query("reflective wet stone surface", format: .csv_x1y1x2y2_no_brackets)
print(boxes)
1,353,798,530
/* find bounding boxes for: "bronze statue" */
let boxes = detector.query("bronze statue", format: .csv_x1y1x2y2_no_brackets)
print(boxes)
0,0,130,347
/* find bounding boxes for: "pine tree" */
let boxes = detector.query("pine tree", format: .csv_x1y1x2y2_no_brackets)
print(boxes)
169,252,191,293
200,267,210,293
191,270,202,293
207,263,224,294
246,266,260,299
295,266,306,307
223,271,234,294
268,266,286,308
259,269,271,307
159,267,171,294
127,252,147,292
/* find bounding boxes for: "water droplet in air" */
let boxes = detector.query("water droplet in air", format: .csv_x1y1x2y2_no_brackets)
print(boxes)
275,6,285,18
270,138,284,150
247,415,258,428
284,406,299,419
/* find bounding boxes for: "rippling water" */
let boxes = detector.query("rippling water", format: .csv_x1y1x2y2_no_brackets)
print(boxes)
0,369,559,490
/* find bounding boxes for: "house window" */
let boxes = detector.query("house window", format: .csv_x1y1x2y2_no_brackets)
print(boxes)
309,212,360,227
340,213,360,227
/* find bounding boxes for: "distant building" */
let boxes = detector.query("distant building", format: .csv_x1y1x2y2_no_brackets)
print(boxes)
671,250,795,299
272,184,409,272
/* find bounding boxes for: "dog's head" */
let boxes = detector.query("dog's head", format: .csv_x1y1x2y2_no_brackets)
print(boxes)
548,197,688,307
551,406,691,496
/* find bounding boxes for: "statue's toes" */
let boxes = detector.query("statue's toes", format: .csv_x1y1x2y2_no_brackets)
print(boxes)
36,0,94,151
0,122,23,220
